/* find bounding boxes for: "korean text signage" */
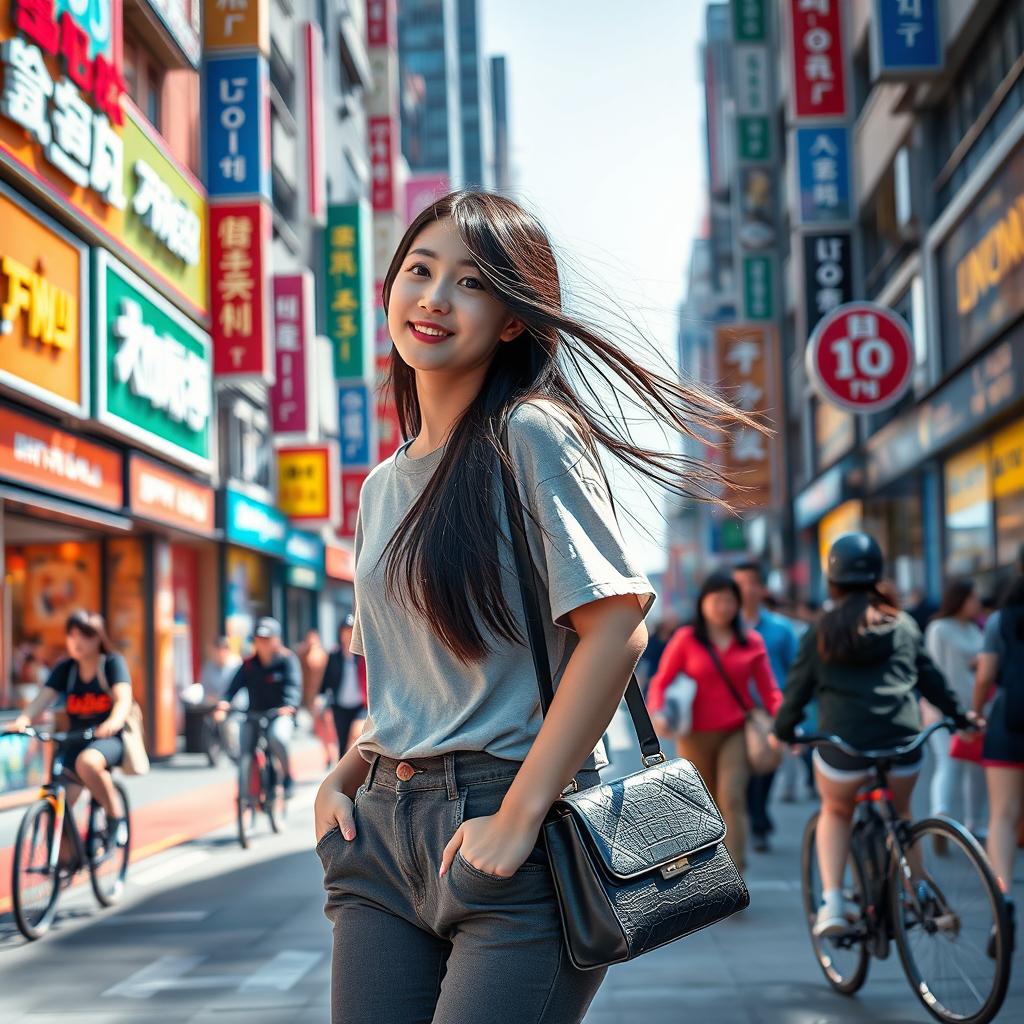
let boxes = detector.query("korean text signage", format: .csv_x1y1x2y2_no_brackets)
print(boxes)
340,469,368,539
732,0,766,42
325,203,371,379
129,454,215,534
806,302,913,413
0,402,122,508
338,383,372,467
285,528,324,589
270,272,315,436
993,419,1024,500
203,0,269,54
937,140,1024,371
368,116,396,212
94,250,212,473
788,0,847,119
795,127,850,224
872,0,942,77
277,442,339,526
367,0,396,48
224,484,287,556
713,324,777,509
802,231,853,330
210,201,271,380
204,53,271,201
0,185,88,416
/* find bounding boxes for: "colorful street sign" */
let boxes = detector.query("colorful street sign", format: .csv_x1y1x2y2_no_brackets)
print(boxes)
802,231,853,331
806,302,914,413
129,453,215,535
795,126,851,224
367,0,396,48
737,115,771,162
340,469,369,539
368,115,396,212
94,249,212,473
325,202,372,379
788,0,848,120
872,0,942,76
210,200,272,380
277,442,340,526
303,22,326,225
0,182,89,416
741,254,775,321
223,484,287,555
338,382,372,467
270,271,315,436
202,0,269,55
731,0,767,43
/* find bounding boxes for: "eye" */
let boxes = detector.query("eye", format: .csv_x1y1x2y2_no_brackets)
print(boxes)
407,263,430,277
460,276,485,290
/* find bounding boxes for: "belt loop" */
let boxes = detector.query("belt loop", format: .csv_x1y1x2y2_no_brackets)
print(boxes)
365,752,381,792
444,752,458,801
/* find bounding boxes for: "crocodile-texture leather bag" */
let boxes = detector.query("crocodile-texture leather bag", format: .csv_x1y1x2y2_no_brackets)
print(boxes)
500,425,750,970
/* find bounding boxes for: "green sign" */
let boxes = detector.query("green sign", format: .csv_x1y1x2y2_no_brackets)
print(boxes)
737,116,771,162
325,202,372,379
731,0,766,43
742,255,775,321
94,250,213,473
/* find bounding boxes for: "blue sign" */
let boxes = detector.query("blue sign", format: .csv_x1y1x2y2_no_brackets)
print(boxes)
796,127,851,225
285,529,325,589
874,0,942,74
338,383,372,467
224,486,287,556
204,54,271,200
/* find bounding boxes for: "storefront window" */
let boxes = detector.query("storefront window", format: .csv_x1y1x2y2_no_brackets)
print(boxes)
225,547,272,655
864,484,927,601
944,442,994,576
992,418,1024,568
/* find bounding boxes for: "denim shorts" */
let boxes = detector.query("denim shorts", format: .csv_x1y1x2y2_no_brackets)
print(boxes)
316,749,606,1024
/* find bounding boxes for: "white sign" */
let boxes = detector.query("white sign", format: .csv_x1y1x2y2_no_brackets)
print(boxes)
132,160,202,265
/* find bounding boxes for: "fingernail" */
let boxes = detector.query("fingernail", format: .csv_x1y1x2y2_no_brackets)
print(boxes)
439,865,446,877
344,830,354,840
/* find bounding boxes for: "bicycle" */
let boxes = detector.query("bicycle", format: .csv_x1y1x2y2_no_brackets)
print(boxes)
799,719,1011,1024
235,709,289,849
10,726,131,941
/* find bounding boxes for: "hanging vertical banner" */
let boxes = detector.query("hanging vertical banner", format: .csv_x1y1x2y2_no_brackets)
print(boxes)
210,200,272,380
788,0,848,120
367,0,396,48
732,0,767,42
795,126,851,224
368,115,397,212
872,0,942,77
277,441,340,527
202,0,269,55
802,231,853,333
204,53,272,201
269,271,315,436
340,469,369,539
325,202,372,379
338,383,372,467
303,22,326,225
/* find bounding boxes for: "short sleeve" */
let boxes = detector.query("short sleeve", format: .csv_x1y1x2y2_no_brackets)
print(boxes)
982,612,1002,657
44,660,71,694
507,401,655,629
105,652,131,686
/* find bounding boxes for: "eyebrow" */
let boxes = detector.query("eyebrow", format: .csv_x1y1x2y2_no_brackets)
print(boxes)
409,247,480,270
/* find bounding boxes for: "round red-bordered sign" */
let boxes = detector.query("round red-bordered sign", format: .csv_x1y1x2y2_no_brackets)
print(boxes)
806,302,914,414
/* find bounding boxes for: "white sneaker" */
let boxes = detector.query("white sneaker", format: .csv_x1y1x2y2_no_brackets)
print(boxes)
813,901,851,938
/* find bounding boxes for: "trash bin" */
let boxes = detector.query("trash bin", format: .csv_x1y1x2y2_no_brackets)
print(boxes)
183,702,216,754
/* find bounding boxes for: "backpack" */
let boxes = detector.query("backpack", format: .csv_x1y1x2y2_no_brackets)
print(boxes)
997,609,1024,733
75,656,151,776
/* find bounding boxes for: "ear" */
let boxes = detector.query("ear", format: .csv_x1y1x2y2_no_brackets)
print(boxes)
498,317,525,343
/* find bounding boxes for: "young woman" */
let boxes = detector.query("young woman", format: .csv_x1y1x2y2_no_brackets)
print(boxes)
923,579,986,833
646,571,782,870
10,611,132,852
972,574,1024,942
774,534,974,937
312,190,754,1024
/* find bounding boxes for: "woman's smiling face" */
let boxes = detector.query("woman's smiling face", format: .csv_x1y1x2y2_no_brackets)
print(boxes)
387,218,523,373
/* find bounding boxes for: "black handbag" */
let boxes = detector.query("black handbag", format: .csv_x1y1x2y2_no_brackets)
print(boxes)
499,426,750,970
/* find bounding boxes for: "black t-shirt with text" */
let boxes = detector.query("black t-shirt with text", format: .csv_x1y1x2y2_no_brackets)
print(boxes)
45,654,131,728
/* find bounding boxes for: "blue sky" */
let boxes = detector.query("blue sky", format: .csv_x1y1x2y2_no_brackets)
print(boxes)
481,0,711,575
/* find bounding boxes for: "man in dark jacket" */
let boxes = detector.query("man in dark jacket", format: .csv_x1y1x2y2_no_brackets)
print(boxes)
319,614,366,756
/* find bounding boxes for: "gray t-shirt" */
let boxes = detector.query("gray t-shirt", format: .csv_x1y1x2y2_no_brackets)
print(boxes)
350,400,655,767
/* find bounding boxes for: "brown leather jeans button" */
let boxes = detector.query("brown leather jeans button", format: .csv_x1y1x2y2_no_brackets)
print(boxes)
396,761,416,782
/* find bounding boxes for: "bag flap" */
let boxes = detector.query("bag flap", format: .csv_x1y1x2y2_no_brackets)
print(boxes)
551,757,726,881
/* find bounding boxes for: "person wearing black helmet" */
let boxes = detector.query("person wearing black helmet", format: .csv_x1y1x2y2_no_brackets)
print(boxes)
319,614,366,759
774,532,979,938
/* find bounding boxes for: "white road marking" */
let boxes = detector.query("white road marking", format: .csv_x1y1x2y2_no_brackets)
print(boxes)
130,849,210,887
104,954,207,999
97,910,210,925
747,879,799,891
240,950,323,991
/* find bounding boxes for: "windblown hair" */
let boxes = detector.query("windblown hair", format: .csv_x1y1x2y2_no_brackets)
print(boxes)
379,190,762,663
817,586,899,664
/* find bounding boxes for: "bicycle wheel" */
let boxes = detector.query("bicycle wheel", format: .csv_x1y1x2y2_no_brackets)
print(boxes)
237,754,258,849
11,800,61,940
88,782,131,907
263,753,283,834
800,811,870,995
890,816,1010,1024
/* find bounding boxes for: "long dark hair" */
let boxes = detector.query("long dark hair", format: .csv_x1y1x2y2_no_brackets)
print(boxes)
932,579,975,621
692,572,747,648
379,190,762,662
817,586,899,663
65,610,113,656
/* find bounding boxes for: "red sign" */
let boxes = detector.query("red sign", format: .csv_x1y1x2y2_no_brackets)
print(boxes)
303,23,326,225
0,403,123,509
340,469,369,539
269,272,314,435
806,302,914,413
210,200,272,380
325,541,354,582
368,116,396,212
129,455,215,535
366,0,395,48
788,0,847,119
376,397,402,463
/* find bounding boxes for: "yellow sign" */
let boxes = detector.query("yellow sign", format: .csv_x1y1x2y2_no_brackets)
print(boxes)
956,190,1024,316
992,419,1024,499
819,500,863,573
945,442,992,518
203,0,269,54
1,255,76,351
277,445,334,521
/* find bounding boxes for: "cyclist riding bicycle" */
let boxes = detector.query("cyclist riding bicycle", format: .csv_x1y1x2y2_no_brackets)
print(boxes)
215,618,300,796
772,533,980,937
6,611,132,856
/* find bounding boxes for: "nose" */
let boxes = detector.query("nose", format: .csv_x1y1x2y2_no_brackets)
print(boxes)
418,278,451,315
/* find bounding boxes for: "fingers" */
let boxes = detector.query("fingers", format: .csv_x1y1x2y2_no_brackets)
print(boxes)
439,826,463,877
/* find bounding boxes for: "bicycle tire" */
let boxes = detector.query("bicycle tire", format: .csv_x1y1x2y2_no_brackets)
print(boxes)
890,816,1010,1024
264,754,282,834
88,782,131,907
237,753,258,849
12,800,61,941
800,811,870,995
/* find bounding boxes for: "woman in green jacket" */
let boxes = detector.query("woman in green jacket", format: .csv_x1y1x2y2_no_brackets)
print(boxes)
774,533,976,937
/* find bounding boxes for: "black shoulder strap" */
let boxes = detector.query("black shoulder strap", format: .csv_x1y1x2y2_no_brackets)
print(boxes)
706,643,752,715
499,421,663,765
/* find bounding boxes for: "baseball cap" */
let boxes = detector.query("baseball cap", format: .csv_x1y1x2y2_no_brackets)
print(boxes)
254,617,282,639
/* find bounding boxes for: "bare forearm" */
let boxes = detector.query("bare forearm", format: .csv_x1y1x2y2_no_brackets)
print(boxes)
20,688,57,722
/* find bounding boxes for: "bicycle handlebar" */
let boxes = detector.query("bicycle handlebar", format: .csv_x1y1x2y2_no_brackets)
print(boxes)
8,725,96,744
795,718,962,761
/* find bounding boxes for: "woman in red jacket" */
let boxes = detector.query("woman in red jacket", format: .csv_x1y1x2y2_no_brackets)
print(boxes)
648,571,782,869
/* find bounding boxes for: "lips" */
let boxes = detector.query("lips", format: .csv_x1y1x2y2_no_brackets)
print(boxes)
408,321,454,344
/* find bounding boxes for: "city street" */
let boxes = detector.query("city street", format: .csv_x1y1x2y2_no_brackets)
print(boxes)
1,714,1021,1023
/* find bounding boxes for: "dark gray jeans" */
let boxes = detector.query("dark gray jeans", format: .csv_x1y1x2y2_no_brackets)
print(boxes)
316,750,606,1024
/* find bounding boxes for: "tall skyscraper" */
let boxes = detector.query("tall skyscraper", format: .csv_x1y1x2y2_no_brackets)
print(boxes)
490,55,511,190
